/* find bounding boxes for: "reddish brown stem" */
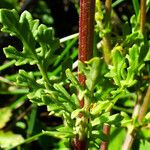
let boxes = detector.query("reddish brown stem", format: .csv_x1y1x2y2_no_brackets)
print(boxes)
72,0,95,149
78,0,95,108
78,0,95,62
78,0,95,106
100,124,110,150
78,0,95,98
72,136,88,150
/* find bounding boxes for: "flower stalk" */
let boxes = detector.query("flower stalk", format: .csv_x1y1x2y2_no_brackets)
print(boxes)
72,0,95,149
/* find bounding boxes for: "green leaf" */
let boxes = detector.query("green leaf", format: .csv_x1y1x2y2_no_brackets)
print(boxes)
107,114,123,126
35,24,59,50
139,140,150,150
125,44,141,87
78,57,102,91
0,131,24,149
91,113,109,127
4,46,38,66
34,24,60,69
1,9,60,69
0,9,38,66
71,94,80,107
71,109,82,119
90,100,110,115
56,126,73,134
0,9,19,36
0,0,19,9
143,112,150,125
108,127,126,150
54,84,70,100
0,107,12,129
17,70,43,89
66,69,82,90
144,47,150,61
105,48,126,86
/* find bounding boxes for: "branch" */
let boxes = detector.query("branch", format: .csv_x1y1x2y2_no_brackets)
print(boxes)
138,86,150,122
100,1,112,150
122,0,147,149
122,93,143,150
101,0,112,65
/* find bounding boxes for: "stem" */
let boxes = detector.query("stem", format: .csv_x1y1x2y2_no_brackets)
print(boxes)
122,130,136,150
140,0,146,33
122,86,150,150
101,1,112,150
122,1,146,149
122,93,143,150
138,86,150,122
0,60,15,71
105,0,112,25
100,124,110,150
101,0,112,65
60,33,79,43
8,132,45,150
78,0,95,62
78,0,95,106
101,36,112,64
72,0,95,149
38,64,51,89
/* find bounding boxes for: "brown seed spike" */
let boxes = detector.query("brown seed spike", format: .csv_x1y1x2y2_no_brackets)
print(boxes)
78,0,95,107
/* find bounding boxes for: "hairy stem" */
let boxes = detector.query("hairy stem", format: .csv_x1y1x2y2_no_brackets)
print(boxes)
78,0,95,107
72,0,95,149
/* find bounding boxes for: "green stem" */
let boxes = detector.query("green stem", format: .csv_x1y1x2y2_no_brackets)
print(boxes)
0,60,16,71
27,104,37,137
112,0,125,8
54,38,77,67
9,95,27,109
38,64,51,89
102,0,112,65
105,0,112,26
8,132,45,150
132,0,140,17
113,106,133,114
0,89,28,95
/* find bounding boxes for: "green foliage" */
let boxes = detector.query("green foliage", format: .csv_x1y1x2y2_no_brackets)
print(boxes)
0,131,24,149
0,1,150,149
0,107,12,129
0,0,19,10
